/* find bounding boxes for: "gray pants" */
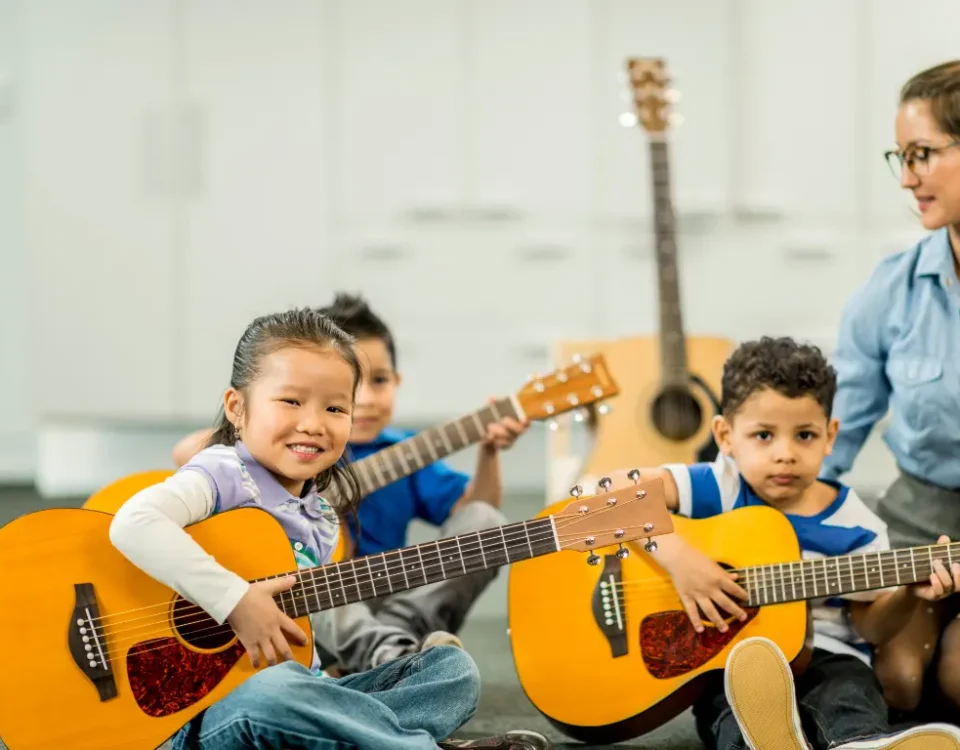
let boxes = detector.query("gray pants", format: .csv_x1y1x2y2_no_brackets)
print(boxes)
876,470,960,549
313,500,507,674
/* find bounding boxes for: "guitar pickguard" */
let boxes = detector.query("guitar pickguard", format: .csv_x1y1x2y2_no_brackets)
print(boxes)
127,638,245,717
639,608,758,679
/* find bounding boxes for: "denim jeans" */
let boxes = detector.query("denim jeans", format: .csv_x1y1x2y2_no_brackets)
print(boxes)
171,644,480,750
694,648,893,750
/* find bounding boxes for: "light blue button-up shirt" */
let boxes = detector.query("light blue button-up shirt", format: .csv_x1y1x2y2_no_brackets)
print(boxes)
821,227,960,490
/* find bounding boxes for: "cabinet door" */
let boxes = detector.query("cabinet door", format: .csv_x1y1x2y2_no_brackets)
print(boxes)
179,0,334,419
734,0,860,222
329,0,464,225
465,0,594,222
593,0,734,223
24,0,178,420
864,0,960,235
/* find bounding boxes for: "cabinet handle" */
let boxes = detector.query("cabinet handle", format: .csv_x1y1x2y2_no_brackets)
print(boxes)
517,244,571,262
359,244,410,261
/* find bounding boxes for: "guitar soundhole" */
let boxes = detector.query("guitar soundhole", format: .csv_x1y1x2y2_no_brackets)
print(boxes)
172,596,236,650
650,386,704,442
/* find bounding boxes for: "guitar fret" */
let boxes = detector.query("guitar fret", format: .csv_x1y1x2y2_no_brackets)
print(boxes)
834,557,842,593
892,549,901,585
470,412,485,437
862,553,870,588
877,552,884,588
419,432,438,462
779,563,787,602
523,520,534,559
436,424,454,454
910,548,917,582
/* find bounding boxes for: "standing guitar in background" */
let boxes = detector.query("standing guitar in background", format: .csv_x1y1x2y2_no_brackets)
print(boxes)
550,58,733,496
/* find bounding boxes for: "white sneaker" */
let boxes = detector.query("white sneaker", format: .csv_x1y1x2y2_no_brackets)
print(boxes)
419,630,464,651
724,636,810,750
833,724,960,749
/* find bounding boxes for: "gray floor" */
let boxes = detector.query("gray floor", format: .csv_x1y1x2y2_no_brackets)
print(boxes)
0,486,700,749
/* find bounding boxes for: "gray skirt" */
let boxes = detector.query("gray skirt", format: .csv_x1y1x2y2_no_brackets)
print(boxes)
876,470,960,550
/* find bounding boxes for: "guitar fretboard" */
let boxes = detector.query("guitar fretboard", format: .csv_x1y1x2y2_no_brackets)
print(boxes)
649,139,688,387
352,396,518,496
740,542,960,607
267,517,557,619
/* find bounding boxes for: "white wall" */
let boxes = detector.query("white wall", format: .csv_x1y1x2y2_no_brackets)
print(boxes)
11,0,956,497
0,0,33,483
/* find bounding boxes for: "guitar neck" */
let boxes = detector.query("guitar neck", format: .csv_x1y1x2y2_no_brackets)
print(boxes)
352,396,518,496
270,517,556,618
649,139,688,386
740,541,960,607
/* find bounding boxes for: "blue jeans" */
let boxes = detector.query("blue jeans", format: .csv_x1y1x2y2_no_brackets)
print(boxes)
171,645,480,750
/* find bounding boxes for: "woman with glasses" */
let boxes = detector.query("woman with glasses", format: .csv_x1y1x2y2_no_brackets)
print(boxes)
821,60,960,720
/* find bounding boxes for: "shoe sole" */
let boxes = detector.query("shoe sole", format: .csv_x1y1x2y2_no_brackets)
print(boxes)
724,637,807,750
837,724,960,749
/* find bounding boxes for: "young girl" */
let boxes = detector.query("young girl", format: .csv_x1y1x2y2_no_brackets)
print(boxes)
109,308,485,750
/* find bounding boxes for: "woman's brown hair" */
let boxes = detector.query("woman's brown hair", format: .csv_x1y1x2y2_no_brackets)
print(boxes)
900,60,960,138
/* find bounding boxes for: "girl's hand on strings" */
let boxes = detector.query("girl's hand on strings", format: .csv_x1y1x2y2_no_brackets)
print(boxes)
227,576,308,668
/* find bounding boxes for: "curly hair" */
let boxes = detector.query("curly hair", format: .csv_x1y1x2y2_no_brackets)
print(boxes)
318,292,397,369
720,336,837,419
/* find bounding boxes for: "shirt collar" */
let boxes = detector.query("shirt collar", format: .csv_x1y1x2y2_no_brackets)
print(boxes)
235,440,317,503
915,227,955,280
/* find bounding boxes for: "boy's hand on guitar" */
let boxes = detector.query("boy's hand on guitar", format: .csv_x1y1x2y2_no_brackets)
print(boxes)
663,542,749,634
911,535,960,602
481,398,529,451
227,576,309,668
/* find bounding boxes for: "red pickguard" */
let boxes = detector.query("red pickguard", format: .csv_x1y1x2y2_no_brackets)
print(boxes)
640,608,758,679
127,638,245,717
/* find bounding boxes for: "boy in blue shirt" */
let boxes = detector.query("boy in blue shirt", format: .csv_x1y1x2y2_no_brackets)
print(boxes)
172,293,527,675
606,337,960,749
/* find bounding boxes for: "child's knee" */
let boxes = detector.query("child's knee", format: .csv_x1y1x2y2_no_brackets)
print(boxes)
874,649,927,711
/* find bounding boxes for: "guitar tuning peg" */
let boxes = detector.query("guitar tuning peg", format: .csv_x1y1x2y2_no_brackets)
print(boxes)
547,419,559,432
616,543,630,560
598,476,612,491
644,539,658,554
626,468,641,483
597,403,611,416
570,484,583,498
573,409,586,423
587,553,601,566
571,352,583,364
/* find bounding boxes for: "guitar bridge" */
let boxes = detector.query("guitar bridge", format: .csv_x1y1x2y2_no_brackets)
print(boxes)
591,554,628,658
68,582,117,702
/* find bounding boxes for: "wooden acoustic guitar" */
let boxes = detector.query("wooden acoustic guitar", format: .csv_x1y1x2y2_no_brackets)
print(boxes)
508,502,960,744
0,479,672,750
550,58,734,485
82,353,620,561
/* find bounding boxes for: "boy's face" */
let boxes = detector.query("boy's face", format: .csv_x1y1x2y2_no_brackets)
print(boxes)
712,387,839,508
351,337,400,444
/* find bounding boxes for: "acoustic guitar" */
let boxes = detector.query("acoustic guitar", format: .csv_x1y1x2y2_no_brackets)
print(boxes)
82,354,619,561
508,502,960,744
550,58,734,486
0,478,672,750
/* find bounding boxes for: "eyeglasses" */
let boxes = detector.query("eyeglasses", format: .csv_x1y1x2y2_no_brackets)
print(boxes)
884,142,960,178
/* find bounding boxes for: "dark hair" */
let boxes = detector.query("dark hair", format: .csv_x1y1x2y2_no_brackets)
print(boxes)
206,307,363,522
900,60,960,138
720,336,837,419
317,292,397,369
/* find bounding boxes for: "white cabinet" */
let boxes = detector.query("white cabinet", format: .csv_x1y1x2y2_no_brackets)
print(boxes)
863,0,960,231
465,0,594,222
178,0,335,418
24,0,179,420
328,0,464,226
734,0,860,222
592,0,734,222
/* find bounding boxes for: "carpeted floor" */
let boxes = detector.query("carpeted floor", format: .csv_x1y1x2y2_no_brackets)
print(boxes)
0,485,700,750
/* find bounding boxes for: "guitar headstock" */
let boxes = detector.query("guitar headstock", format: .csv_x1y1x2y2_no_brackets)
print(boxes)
551,471,674,563
624,57,681,135
515,353,619,426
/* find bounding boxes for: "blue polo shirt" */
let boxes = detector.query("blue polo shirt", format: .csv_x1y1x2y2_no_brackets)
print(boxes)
347,427,470,556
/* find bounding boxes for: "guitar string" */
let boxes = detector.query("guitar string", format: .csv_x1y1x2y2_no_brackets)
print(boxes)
86,489,652,628
93,521,650,649
92,523,653,665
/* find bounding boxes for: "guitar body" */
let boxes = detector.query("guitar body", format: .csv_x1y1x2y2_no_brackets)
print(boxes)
551,335,734,477
82,471,348,562
0,507,314,750
507,504,808,745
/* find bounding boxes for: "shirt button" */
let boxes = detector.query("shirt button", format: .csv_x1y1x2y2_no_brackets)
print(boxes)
294,542,304,551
